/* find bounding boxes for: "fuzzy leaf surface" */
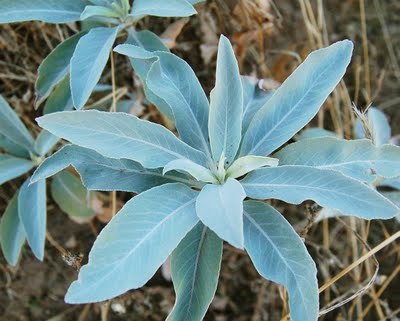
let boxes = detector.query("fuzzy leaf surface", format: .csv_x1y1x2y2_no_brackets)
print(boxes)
275,137,400,182
240,40,353,157
241,166,400,220
209,36,243,165
31,145,189,192
196,178,246,249
65,183,199,303
18,179,46,260
244,201,318,321
0,193,25,266
0,154,34,185
167,223,222,321
37,110,208,168
0,0,88,23
71,27,118,109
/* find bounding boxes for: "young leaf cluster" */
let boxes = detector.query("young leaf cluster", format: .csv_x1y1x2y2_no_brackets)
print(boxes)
0,0,203,111
32,35,400,321
0,96,95,266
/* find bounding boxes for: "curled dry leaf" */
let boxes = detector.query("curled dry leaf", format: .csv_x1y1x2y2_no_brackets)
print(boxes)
161,18,189,49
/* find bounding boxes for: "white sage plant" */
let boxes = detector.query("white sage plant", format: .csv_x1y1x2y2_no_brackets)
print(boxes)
30,36,400,321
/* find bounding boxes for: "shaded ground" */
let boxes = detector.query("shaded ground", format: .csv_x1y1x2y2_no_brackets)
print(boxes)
0,1,399,320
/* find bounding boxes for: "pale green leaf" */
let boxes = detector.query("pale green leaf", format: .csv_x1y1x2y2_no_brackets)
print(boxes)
51,171,95,218
65,183,199,303
196,178,246,249
167,223,222,321
296,127,336,141
275,137,400,182
71,27,119,109
81,5,120,20
37,110,208,169
35,32,85,107
18,179,46,260
209,36,243,166
240,40,353,157
244,201,318,321
241,166,400,220
0,193,26,266
115,44,211,156
0,0,89,23
31,145,194,192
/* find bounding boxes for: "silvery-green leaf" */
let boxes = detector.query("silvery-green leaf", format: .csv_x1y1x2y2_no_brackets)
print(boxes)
241,165,400,220
226,156,279,179
381,192,400,223
31,145,192,193
275,137,400,183
196,178,246,249
241,76,274,134
296,127,337,141
0,154,34,185
0,193,25,266
209,36,243,166
115,44,211,156
35,32,85,107
167,223,222,321
0,96,34,152
37,110,208,168
243,201,318,321
65,183,199,303
130,0,196,19
80,5,120,20
164,159,217,184
0,0,88,23
0,134,30,158
18,179,46,260
71,26,119,109
367,107,391,146
240,40,353,157
35,76,74,156
51,170,95,218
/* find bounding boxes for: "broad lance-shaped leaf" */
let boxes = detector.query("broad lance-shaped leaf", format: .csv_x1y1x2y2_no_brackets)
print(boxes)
37,110,208,169
35,76,75,156
380,177,400,190
275,137,400,183
0,193,26,266
0,0,88,23
240,40,353,157
241,166,400,220
0,95,34,152
167,223,222,321
241,76,274,134
65,183,199,303
35,32,86,107
226,155,279,179
31,145,194,193
196,178,246,249
243,201,318,321
18,178,46,260
115,44,211,157
71,27,118,109
51,171,95,218
209,36,243,166
164,159,217,184
131,0,197,19
0,154,34,185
